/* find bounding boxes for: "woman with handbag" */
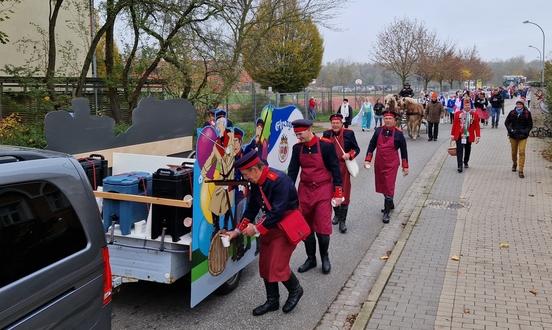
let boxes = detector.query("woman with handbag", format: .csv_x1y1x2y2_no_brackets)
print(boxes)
322,113,361,233
226,150,306,316
364,110,409,224
450,96,481,173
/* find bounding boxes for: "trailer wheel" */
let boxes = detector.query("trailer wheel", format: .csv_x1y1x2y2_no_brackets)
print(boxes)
216,270,242,295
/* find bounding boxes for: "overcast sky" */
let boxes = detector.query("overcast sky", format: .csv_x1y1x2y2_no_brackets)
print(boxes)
319,0,551,64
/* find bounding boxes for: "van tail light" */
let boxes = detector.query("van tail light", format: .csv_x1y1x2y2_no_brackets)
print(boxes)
102,246,113,305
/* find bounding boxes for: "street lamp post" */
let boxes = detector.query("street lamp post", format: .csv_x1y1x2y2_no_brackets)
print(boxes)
523,20,546,87
529,45,542,61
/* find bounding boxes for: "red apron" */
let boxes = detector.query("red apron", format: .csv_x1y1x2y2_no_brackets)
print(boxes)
331,131,351,205
298,139,333,235
374,128,400,197
259,224,296,282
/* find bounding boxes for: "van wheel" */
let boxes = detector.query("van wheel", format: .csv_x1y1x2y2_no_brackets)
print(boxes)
216,270,242,295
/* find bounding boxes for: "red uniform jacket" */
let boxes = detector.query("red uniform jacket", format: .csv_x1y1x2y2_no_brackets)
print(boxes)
451,110,481,143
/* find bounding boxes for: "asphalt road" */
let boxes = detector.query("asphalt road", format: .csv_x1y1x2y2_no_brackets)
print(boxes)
111,121,448,330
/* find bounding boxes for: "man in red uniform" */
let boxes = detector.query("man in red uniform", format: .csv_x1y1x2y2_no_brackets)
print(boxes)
288,119,343,274
364,110,409,223
322,113,360,233
226,150,303,315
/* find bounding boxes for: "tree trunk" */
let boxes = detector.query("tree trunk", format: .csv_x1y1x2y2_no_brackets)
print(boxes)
75,1,127,96
449,79,454,90
122,2,138,105
105,0,121,122
439,80,443,92
400,75,407,87
46,0,64,104
424,78,430,92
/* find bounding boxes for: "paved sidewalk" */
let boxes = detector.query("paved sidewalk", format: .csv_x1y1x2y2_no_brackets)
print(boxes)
363,124,552,329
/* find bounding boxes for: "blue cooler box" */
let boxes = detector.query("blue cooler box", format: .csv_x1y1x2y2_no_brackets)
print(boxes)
102,172,152,235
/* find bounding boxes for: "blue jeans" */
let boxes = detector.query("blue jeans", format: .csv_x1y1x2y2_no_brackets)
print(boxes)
491,107,501,127
374,115,383,127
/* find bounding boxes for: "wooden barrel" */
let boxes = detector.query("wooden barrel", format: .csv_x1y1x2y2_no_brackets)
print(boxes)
208,231,228,276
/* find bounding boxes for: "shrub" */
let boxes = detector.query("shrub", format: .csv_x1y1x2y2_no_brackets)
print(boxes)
0,113,47,148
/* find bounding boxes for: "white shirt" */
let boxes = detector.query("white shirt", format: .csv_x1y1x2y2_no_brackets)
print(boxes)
341,103,350,118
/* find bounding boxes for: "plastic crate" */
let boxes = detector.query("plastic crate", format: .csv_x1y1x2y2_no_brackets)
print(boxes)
102,172,152,235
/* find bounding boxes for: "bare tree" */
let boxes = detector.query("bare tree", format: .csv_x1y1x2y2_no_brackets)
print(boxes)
154,0,346,108
415,30,439,91
458,46,492,87
432,43,456,91
371,18,428,85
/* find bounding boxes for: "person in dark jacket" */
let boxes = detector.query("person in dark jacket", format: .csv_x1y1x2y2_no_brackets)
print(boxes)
489,89,504,128
322,113,361,233
425,92,445,141
398,83,414,98
364,110,409,224
474,92,489,126
337,99,353,128
373,98,385,127
226,151,303,315
504,100,533,178
288,119,343,274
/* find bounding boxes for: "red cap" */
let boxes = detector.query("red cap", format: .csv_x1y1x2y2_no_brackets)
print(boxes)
234,150,261,170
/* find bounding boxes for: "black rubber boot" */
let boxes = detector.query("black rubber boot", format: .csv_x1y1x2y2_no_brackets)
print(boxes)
339,205,348,234
317,234,331,274
382,197,392,224
282,272,303,313
332,206,341,225
382,211,390,223
385,196,394,211
253,281,280,316
297,233,317,273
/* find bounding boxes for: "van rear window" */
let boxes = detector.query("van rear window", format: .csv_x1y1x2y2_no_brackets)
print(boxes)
0,181,87,288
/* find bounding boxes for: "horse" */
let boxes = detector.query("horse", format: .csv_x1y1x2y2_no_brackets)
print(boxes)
384,94,398,112
398,97,424,139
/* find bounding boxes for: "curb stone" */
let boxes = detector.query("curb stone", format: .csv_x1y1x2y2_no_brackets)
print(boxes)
350,143,449,330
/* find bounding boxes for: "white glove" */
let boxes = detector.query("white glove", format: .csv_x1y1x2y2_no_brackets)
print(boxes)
331,197,344,207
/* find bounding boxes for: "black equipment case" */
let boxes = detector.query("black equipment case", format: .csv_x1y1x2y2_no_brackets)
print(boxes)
151,166,193,242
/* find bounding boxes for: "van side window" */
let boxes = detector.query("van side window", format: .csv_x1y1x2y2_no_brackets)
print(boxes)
0,181,88,288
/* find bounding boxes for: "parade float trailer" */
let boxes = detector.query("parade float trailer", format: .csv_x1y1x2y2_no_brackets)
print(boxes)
45,98,302,307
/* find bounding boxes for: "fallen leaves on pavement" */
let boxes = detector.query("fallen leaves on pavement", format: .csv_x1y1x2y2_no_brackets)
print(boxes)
451,255,460,261
499,242,510,249
529,289,538,295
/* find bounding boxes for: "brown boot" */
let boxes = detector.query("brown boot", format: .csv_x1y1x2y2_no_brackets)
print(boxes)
519,171,525,178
